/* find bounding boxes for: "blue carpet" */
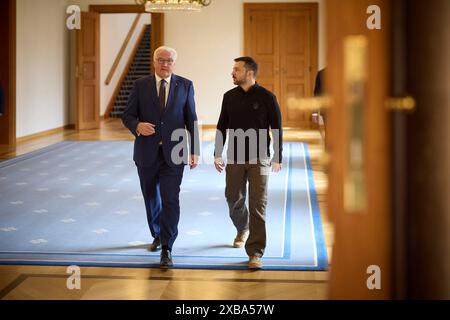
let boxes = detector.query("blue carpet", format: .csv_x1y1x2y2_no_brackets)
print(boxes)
0,141,328,270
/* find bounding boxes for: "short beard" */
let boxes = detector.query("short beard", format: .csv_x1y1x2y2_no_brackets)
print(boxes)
233,78,244,86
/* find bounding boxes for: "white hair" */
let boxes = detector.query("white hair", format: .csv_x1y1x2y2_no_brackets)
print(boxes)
153,46,178,62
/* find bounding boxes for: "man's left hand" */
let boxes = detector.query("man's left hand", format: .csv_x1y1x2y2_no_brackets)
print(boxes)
190,154,198,170
271,162,282,173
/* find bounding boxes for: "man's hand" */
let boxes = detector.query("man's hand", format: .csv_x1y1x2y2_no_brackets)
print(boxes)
214,157,225,173
136,122,155,136
190,154,198,170
271,162,282,173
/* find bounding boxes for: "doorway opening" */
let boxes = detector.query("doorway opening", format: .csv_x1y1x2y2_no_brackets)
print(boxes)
75,5,164,130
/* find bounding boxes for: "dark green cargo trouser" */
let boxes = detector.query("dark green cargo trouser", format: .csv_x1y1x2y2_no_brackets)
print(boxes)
225,159,270,257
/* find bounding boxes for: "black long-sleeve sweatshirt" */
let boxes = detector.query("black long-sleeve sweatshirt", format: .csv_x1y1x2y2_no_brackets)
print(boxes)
214,83,283,164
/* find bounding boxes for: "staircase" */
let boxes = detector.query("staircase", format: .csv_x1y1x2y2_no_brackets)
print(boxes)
109,25,151,118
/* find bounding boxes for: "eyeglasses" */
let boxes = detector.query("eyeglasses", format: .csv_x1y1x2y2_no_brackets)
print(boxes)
156,58,174,65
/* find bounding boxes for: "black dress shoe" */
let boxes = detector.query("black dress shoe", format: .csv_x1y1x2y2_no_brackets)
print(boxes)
160,249,173,268
148,237,161,252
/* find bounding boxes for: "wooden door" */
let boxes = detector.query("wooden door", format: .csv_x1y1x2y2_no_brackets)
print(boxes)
280,8,317,127
403,0,450,299
244,3,318,128
326,0,392,299
76,12,100,130
0,0,16,152
244,9,281,101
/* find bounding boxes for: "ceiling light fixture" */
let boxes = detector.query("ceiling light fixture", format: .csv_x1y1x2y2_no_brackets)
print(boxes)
135,0,212,13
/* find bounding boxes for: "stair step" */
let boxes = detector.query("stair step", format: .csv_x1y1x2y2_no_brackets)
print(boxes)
130,69,150,72
130,66,149,69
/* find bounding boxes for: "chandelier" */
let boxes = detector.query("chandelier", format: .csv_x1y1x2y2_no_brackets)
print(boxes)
135,0,212,12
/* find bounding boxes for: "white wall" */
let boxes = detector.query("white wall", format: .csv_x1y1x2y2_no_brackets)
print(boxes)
75,0,325,125
16,0,70,138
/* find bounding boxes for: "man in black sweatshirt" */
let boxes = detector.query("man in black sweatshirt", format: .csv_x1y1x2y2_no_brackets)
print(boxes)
214,56,283,269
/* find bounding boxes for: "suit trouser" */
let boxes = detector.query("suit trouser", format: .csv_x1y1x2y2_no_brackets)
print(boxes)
137,147,184,250
225,160,270,257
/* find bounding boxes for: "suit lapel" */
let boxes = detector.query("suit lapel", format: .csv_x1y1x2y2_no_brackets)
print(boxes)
147,75,160,109
164,74,179,114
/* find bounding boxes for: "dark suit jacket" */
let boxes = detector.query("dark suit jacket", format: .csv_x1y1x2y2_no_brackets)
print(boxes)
122,74,199,167
314,68,325,96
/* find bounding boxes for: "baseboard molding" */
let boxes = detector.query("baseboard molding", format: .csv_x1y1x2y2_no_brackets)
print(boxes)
201,124,216,130
16,124,75,143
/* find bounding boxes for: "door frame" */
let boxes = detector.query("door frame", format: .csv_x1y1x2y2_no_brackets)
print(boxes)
88,4,164,70
326,0,392,299
75,5,164,130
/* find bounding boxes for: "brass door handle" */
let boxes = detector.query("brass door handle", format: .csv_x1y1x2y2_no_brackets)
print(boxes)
287,96,332,111
385,96,416,112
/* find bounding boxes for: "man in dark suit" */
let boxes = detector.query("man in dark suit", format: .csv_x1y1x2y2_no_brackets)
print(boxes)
313,68,326,123
313,68,325,97
122,46,199,268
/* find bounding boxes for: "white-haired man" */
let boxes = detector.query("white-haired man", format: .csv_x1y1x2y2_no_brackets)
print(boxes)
122,46,200,268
